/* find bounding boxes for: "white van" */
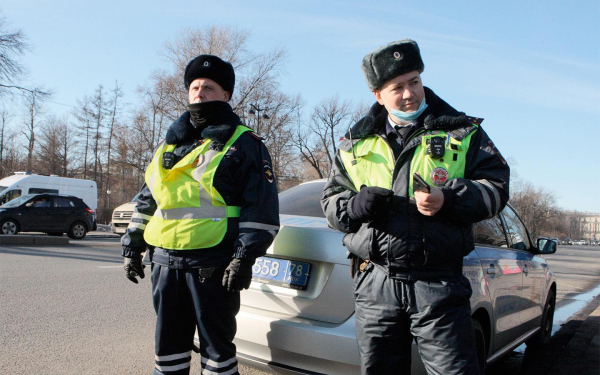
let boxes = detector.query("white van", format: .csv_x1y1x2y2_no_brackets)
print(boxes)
110,193,141,236
0,172,98,217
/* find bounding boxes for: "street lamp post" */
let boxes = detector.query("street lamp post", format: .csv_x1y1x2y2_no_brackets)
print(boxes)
247,103,269,134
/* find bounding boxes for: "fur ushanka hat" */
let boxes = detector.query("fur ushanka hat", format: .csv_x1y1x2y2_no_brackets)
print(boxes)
184,54,235,98
361,39,424,91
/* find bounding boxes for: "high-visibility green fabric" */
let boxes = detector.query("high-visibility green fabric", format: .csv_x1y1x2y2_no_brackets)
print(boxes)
408,128,476,196
339,135,395,192
339,127,477,196
144,125,250,250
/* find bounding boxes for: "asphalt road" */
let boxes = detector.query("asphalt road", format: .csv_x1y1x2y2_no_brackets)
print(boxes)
0,238,598,374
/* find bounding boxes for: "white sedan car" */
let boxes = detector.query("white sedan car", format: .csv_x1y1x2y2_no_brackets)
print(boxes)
198,180,558,375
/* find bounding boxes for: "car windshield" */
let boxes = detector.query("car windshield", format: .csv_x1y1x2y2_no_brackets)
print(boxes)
1,194,36,207
279,180,326,218
0,186,7,194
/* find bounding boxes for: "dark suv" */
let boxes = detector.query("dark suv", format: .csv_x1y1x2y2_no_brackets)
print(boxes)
0,194,95,239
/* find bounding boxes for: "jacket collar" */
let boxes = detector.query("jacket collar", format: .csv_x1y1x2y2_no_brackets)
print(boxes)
165,106,243,145
346,87,472,139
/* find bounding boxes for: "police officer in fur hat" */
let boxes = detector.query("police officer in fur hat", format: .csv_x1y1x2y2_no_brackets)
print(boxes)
122,54,279,375
322,39,510,374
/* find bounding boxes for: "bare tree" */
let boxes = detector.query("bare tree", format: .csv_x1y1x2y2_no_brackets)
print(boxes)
149,26,286,119
0,106,12,177
21,88,49,172
510,179,558,239
291,96,357,178
0,11,49,98
72,101,93,179
36,115,75,176
103,82,124,210
0,11,27,96
89,85,107,182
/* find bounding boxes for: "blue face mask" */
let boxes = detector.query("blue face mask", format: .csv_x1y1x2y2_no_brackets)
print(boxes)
388,98,428,122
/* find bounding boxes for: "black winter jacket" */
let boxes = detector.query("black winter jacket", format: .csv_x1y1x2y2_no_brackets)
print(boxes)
321,88,510,280
122,105,280,268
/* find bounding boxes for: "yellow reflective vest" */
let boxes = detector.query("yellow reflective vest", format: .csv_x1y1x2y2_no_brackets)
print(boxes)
339,126,478,195
144,125,250,250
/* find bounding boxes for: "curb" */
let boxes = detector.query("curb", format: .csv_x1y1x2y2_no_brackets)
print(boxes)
549,295,600,375
0,235,69,245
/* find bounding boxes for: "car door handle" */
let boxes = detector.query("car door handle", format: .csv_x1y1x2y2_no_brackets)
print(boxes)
486,264,496,275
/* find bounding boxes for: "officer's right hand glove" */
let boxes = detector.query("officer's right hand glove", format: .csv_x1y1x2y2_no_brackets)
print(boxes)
349,186,393,221
124,253,145,284
222,258,254,292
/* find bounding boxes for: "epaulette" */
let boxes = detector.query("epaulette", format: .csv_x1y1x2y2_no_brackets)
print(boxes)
249,132,264,141
465,116,484,125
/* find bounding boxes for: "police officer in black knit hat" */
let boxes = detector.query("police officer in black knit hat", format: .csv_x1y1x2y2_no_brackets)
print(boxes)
122,54,279,375
322,40,510,374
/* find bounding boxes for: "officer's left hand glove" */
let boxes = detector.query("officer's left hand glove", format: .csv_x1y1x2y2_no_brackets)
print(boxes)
124,253,145,284
222,258,254,292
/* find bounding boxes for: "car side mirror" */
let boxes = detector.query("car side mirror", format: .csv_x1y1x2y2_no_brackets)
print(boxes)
537,237,557,254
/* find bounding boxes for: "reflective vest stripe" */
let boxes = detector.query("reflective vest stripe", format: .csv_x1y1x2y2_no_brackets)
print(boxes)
472,181,493,218
154,206,240,220
155,362,191,372
127,221,146,230
201,355,237,369
131,212,152,221
239,222,280,231
155,351,192,362
474,179,501,216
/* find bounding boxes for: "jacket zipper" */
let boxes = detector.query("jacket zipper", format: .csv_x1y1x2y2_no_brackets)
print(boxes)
380,128,428,276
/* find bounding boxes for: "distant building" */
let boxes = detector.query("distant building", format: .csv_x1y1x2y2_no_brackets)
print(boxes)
581,213,600,242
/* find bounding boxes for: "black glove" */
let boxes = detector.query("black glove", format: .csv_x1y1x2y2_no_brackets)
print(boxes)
349,186,393,221
124,253,145,284
222,258,254,292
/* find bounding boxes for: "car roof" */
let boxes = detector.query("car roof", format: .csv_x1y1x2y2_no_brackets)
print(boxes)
30,193,83,200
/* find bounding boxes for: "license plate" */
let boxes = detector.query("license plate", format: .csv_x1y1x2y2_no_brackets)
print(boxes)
251,256,311,290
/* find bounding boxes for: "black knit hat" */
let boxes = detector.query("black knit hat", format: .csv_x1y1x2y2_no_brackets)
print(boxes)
361,39,424,91
184,54,235,98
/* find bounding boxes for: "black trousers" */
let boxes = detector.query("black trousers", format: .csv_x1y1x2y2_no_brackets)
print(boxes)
151,264,240,375
354,263,480,375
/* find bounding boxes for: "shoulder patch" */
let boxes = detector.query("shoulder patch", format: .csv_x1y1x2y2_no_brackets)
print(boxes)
465,116,484,125
263,160,274,183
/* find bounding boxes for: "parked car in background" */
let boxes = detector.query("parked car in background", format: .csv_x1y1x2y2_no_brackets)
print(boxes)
110,193,141,236
563,238,573,245
550,238,560,246
0,172,98,221
198,180,558,375
0,193,95,239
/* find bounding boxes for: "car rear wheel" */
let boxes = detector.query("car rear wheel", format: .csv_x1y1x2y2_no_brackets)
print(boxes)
526,289,555,348
472,319,487,374
68,221,87,240
1,219,19,235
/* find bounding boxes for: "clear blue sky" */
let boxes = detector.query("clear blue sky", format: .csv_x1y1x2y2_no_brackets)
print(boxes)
3,0,599,212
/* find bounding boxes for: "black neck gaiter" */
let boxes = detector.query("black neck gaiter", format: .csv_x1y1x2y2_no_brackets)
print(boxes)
187,101,232,129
